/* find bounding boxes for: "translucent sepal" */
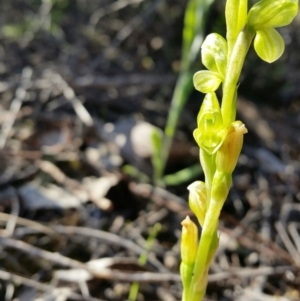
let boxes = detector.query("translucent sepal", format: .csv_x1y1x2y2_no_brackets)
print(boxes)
201,33,228,78
247,0,298,30
254,27,284,63
193,70,222,93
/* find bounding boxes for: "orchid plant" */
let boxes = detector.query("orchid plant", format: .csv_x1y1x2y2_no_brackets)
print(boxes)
180,1,299,300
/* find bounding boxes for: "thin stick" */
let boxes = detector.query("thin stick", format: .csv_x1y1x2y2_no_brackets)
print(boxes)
0,212,55,237
0,236,85,269
288,222,300,253
0,270,104,301
89,0,147,25
2,187,19,237
0,67,32,149
207,265,297,283
275,221,300,265
54,225,146,256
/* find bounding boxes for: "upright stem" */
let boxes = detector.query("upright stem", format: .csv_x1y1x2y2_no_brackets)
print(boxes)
221,28,254,126
188,197,224,301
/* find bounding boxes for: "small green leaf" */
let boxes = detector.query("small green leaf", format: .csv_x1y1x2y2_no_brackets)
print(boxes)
162,164,203,186
247,0,298,30
193,70,222,93
254,27,284,63
201,33,228,78
122,165,150,183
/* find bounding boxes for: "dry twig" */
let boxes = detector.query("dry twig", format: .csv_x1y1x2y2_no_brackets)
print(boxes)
0,67,32,149
0,270,105,301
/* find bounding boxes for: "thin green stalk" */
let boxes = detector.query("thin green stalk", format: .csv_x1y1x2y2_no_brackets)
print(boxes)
160,71,193,175
200,150,216,208
128,223,161,301
221,28,254,125
157,0,215,181
189,193,226,301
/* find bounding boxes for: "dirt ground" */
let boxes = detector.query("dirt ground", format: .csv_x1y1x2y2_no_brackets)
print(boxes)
1,1,300,300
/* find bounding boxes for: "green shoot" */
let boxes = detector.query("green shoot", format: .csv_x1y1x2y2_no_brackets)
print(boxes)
152,0,215,183
128,223,161,301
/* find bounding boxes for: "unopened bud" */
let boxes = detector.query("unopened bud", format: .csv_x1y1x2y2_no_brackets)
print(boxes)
211,171,232,205
187,181,207,227
226,0,248,44
216,121,247,174
181,216,198,265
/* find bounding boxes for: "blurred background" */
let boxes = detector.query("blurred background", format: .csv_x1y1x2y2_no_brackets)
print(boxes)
0,0,300,300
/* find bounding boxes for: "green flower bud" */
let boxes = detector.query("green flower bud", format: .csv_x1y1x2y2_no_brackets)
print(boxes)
247,0,298,30
193,70,222,93
216,121,247,174
180,216,198,298
193,92,227,154
187,181,207,227
254,27,284,63
201,33,228,78
211,171,232,205
181,216,198,265
225,0,248,47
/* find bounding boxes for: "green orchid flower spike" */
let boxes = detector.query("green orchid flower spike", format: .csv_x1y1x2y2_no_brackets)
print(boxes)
180,0,298,300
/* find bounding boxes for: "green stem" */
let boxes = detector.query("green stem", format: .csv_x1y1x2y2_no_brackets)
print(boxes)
221,28,254,125
181,263,194,301
189,171,232,300
200,149,216,207
188,197,223,301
